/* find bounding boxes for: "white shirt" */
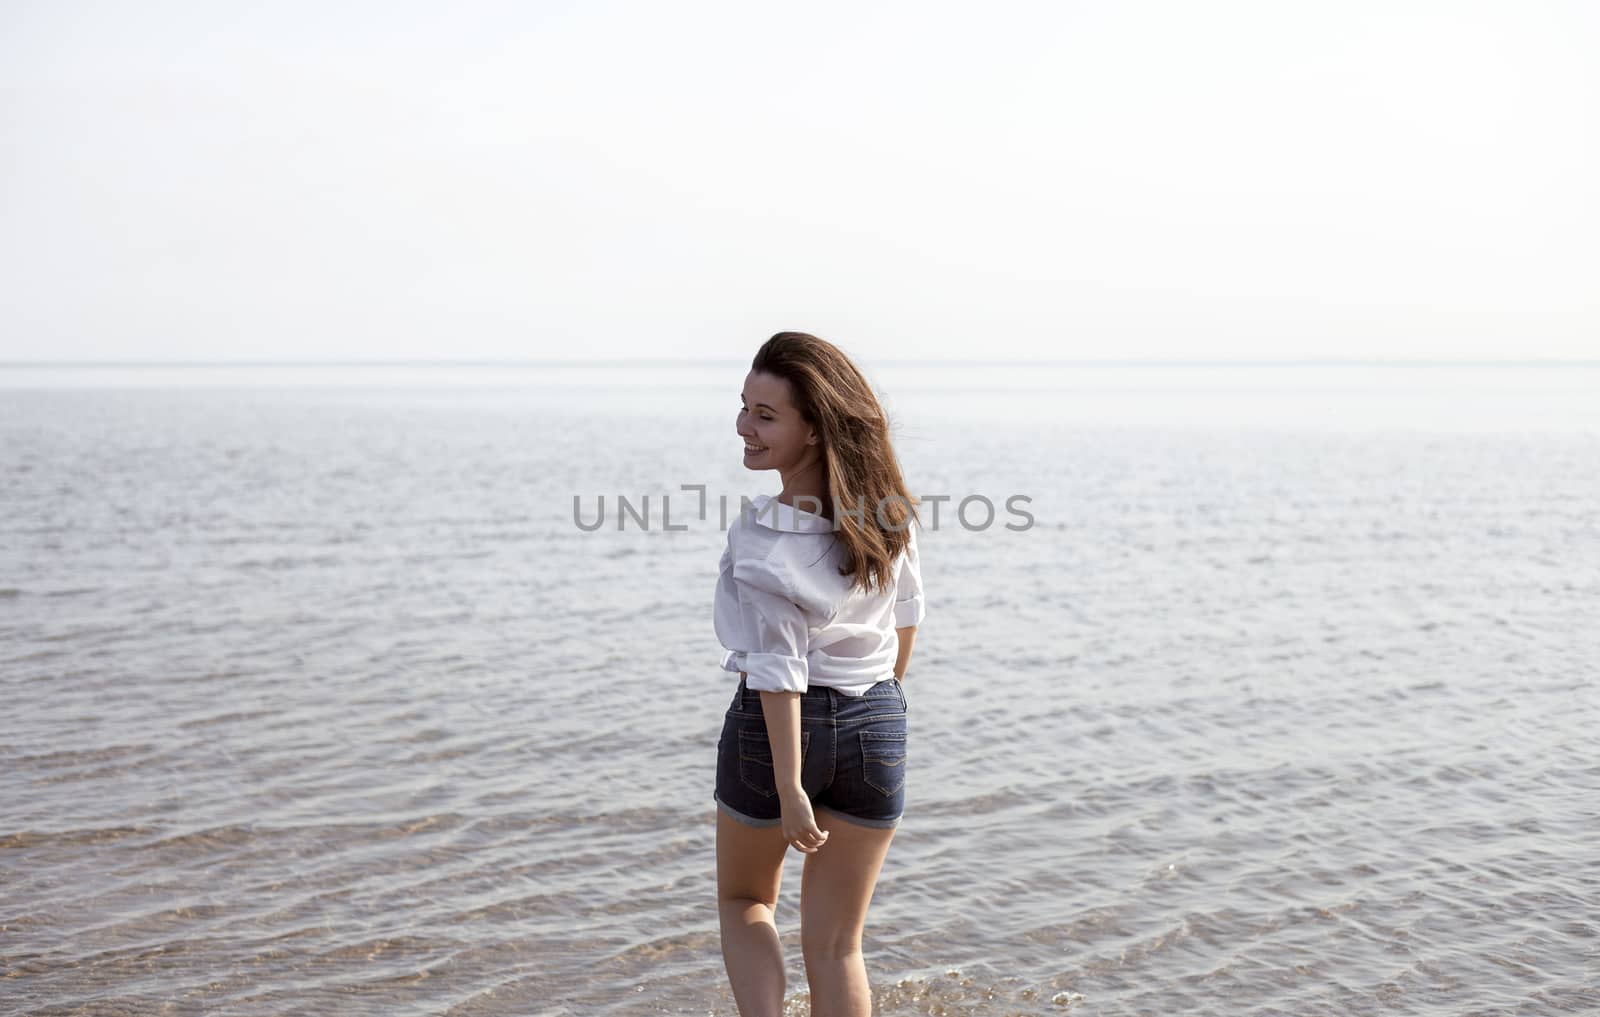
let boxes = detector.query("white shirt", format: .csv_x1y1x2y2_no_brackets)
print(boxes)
714,493,926,696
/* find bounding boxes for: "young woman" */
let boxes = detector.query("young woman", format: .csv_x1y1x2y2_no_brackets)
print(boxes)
712,332,926,1016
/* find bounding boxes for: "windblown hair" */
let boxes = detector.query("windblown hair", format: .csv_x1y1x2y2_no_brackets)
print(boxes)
751,331,920,595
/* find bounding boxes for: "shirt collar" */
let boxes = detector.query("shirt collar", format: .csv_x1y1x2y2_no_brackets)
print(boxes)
746,494,835,533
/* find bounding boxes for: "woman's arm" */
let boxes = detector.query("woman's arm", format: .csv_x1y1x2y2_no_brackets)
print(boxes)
757,688,805,792
892,523,924,682
725,556,827,851
742,675,824,852
894,625,917,680
726,559,812,787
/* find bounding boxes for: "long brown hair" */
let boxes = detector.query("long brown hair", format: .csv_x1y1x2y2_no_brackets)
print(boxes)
751,331,920,595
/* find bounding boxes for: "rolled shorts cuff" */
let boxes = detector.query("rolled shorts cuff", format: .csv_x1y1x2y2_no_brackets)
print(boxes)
814,802,901,829
714,792,903,830
714,791,782,828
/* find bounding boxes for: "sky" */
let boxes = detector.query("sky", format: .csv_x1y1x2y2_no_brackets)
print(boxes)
1,0,1595,363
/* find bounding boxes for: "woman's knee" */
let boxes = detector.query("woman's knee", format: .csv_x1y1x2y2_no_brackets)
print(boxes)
800,924,864,962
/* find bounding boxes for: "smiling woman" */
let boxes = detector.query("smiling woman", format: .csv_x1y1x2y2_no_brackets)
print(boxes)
712,331,925,1015
737,388,781,459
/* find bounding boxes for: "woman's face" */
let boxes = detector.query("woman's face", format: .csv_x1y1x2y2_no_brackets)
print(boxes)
737,370,817,473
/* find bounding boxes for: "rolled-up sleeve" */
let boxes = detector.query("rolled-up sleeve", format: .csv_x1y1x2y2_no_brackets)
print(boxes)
893,524,926,629
731,557,811,693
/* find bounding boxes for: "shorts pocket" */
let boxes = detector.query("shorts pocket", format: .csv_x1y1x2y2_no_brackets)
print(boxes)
859,730,906,796
738,728,810,798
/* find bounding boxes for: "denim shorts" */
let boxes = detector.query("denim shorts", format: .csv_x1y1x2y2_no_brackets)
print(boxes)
714,675,908,830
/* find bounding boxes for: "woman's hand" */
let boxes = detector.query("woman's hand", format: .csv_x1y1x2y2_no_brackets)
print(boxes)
778,786,829,853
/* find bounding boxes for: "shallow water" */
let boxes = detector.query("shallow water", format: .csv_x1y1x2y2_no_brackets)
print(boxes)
2,363,1598,1015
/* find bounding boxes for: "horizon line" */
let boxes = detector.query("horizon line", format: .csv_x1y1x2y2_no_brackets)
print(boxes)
3,358,1599,368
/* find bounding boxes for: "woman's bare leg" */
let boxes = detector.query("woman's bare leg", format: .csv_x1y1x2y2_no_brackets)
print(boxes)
717,808,792,1015
800,805,897,1017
